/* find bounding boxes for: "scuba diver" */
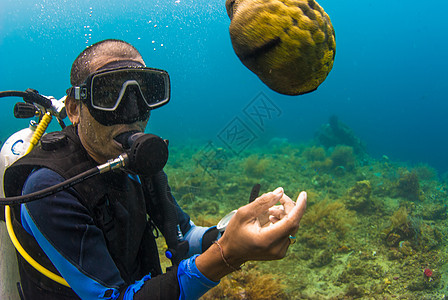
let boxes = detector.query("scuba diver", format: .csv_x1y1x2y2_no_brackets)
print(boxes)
1,39,307,300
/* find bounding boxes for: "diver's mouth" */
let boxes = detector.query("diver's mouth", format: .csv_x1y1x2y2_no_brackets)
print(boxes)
238,36,281,61
113,130,140,149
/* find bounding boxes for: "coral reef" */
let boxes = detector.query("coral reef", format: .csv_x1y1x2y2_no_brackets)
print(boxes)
390,206,411,232
201,264,288,299
310,158,333,173
330,145,356,172
310,249,333,268
413,164,438,181
315,115,366,155
303,146,326,162
303,143,357,175
162,135,448,299
242,154,270,178
394,170,424,201
381,206,419,249
302,144,357,179
345,180,372,211
300,198,357,240
190,199,220,215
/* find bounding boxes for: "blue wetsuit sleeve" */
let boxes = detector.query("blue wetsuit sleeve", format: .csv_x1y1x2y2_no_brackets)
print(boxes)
184,222,221,257
21,168,182,300
177,255,219,300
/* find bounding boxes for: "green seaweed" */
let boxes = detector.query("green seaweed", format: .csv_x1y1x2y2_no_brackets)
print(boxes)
242,154,270,178
345,180,372,211
162,133,448,299
330,145,356,171
201,265,288,300
395,170,424,201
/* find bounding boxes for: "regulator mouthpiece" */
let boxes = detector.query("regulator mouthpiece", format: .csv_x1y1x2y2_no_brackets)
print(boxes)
114,131,168,176
14,102,38,118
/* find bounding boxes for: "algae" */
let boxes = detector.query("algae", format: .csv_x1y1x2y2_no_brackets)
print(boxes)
160,135,448,299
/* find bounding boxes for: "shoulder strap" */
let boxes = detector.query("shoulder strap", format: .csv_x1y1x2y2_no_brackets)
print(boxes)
3,126,97,198
3,126,108,211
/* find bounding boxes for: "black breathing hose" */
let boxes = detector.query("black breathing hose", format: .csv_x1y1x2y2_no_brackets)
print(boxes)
0,91,29,98
0,90,52,109
1,133,168,206
0,167,100,206
0,89,67,128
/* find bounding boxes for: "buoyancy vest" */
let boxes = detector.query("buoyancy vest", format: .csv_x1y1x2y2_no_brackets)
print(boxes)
3,125,186,299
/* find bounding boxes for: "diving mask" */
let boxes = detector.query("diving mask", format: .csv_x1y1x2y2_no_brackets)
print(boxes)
67,65,170,126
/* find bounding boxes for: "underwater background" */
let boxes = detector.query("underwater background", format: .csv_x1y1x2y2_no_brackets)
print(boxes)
1,0,448,298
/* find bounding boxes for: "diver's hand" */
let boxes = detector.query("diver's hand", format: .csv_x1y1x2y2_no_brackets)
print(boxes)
221,187,306,262
196,187,307,281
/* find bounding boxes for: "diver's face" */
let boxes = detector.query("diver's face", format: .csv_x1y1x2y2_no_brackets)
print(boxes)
76,56,149,164
77,103,148,164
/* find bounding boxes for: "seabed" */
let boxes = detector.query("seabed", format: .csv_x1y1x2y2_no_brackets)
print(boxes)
157,131,448,299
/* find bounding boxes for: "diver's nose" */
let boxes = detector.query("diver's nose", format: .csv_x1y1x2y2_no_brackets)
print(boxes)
121,85,141,115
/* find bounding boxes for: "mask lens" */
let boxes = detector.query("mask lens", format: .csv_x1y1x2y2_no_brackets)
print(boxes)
91,74,121,109
90,68,169,111
135,71,169,107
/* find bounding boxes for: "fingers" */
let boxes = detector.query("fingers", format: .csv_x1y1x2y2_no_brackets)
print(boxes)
268,205,286,222
279,193,295,213
293,191,307,221
237,187,284,221
287,191,307,236
267,191,307,225
260,191,307,241
223,189,306,263
269,215,280,223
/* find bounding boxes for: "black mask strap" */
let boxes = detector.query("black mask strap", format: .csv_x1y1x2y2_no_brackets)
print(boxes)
98,60,145,71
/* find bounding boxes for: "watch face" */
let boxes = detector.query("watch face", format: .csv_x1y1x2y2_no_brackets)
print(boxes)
217,210,237,233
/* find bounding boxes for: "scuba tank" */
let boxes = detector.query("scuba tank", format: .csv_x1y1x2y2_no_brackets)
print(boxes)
0,121,37,300
0,122,37,197
0,89,64,300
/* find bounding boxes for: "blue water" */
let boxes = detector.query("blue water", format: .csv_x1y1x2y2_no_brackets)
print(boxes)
1,0,447,174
